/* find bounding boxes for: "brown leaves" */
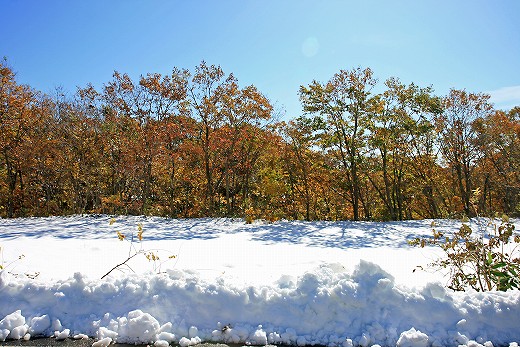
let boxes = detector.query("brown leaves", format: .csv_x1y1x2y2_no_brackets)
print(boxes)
410,217,520,292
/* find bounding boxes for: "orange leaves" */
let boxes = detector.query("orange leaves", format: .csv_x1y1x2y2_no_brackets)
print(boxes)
2,59,519,220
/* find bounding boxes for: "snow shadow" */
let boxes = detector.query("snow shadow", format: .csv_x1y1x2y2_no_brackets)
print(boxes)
242,219,455,249
0,215,231,241
0,215,114,240
0,215,482,250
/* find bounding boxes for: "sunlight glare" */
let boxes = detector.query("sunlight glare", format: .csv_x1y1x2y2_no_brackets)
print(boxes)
302,36,320,57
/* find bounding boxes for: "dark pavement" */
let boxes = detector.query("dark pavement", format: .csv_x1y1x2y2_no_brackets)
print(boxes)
0,338,265,347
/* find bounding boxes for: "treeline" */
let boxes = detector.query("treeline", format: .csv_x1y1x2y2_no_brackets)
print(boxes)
1,60,519,220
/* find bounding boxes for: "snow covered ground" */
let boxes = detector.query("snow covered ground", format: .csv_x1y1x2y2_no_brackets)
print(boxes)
0,215,519,347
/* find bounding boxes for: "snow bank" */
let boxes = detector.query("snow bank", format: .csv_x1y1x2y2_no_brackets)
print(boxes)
1,260,519,346
1,216,519,346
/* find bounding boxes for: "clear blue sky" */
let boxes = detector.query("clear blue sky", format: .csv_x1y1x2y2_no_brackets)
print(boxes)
2,0,520,118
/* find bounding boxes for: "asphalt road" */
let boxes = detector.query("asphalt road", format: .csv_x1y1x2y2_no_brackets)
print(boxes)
0,339,262,347
0,337,96,346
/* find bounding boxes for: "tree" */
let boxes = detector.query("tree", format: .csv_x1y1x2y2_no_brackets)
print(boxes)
215,82,272,216
188,61,272,216
474,107,520,215
2,60,518,221
24,94,62,215
299,67,377,220
279,117,327,220
138,69,190,215
366,78,442,220
0,61,40,217
187,62,228,214
100,70,189,214
436,90,493,217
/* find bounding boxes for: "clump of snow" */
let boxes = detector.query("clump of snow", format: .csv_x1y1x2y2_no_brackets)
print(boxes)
0,310,25,331
0,330,9,342
396,327,429,347
120,309,160,343
251,325,268,345
28,315,51,335
0,310,26,341
0,216,519,346
96,326,117,341
179,336,202,347
54,328,70,340
10,325,28,340
92,336,112,347
73,333,88,339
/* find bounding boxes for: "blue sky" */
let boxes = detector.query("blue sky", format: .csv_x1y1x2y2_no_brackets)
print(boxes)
2,0,520,118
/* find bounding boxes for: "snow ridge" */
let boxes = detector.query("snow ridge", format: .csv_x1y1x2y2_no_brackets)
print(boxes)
1,261,519,346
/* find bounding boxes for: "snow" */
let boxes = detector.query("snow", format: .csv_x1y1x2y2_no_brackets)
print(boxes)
396,328,429,347
54,328,70,340
92,337,112,347
0,215,519,346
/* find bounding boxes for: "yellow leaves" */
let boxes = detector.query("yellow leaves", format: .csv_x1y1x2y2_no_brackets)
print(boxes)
432,229,443,240
407,238,421,247
113,221,143,242
470,187,482,206
145,251,159,262
137,223,143,241
106,219,178,276
146,251,177,261
117,231,125,241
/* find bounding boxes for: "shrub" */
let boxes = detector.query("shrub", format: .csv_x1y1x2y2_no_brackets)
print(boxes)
0,246,39,279
101,218,177,279
409,190,520,292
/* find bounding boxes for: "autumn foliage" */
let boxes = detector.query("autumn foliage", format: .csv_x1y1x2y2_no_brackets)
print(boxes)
1,60,519,220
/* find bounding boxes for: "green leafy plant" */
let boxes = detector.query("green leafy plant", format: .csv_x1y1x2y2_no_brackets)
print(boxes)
101,218,177,279
409,189,520,291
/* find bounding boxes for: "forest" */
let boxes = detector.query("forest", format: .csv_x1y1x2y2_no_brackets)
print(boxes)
1,60,519,221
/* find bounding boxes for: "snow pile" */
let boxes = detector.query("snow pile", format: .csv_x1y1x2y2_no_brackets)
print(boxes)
1,261,520,346
0,216,519,346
